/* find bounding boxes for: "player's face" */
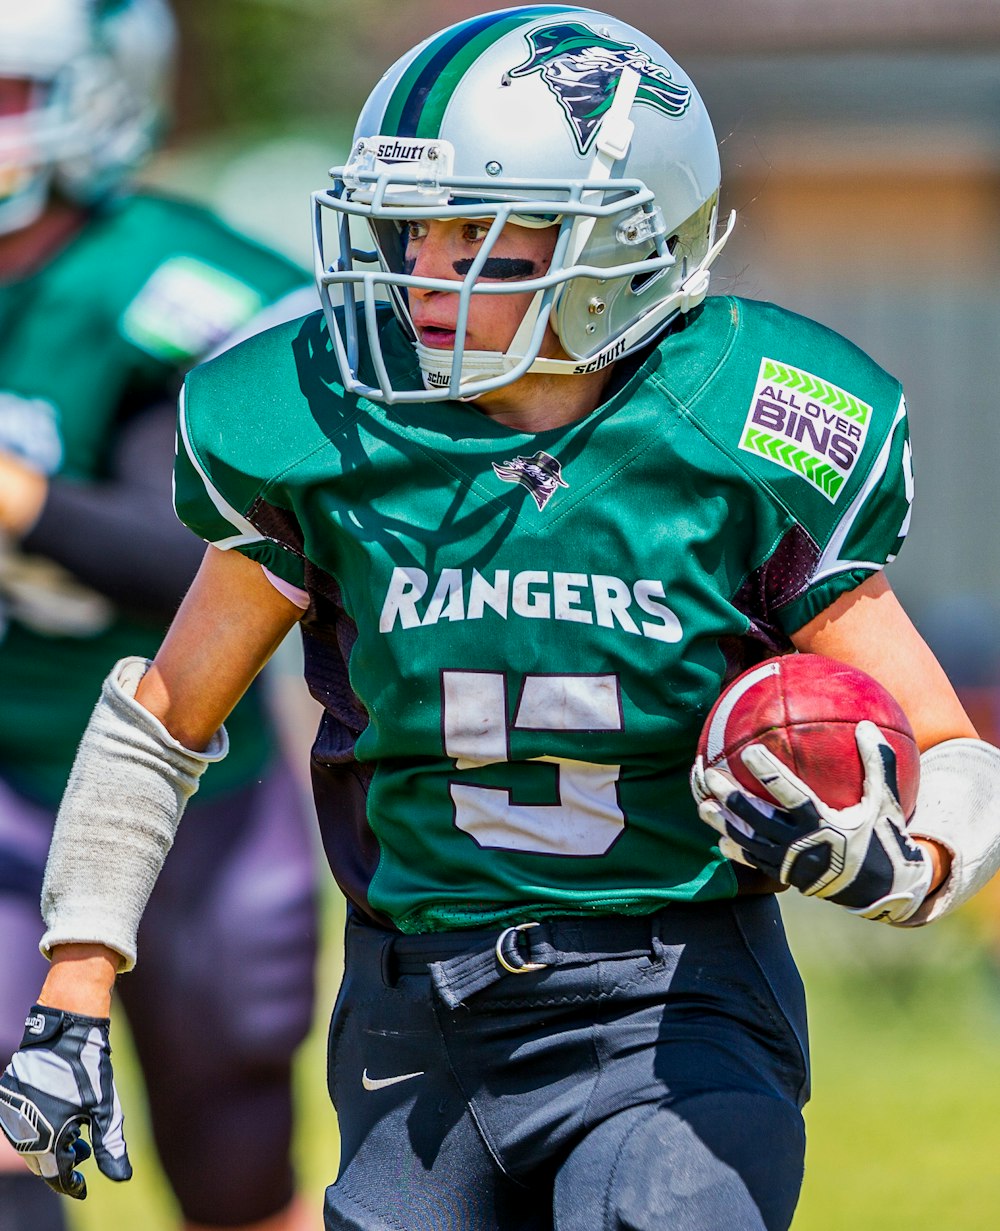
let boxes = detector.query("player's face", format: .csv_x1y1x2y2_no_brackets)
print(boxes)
403,217,560,357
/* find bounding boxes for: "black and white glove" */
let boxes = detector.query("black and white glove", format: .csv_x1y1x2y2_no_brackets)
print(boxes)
0,1005,131,1199
693,720,934,923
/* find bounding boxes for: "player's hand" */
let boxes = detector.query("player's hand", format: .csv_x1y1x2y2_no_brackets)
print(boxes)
0,447,47,537
0,1005,131,1199
694,720,934,923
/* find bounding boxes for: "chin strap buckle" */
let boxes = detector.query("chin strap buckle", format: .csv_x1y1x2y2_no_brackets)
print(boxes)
678,268,711,314
677,208,738,314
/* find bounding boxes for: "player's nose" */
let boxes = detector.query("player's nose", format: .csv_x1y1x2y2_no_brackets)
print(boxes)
406,225,460,289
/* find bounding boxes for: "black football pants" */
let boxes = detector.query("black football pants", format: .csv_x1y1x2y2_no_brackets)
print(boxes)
325,896,809,1230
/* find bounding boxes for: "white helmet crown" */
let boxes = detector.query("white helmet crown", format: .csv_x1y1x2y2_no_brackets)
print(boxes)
313,5,732,403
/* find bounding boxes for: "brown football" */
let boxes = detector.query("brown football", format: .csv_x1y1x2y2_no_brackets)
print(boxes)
697,654,920,818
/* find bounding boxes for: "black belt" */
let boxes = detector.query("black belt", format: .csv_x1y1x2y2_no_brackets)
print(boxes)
386,912,667,1009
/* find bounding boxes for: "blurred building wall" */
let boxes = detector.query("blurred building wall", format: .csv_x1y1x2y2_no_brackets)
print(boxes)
698,44,1000,625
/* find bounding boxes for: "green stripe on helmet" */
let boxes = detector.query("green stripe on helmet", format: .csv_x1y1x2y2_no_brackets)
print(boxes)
381,6,578,139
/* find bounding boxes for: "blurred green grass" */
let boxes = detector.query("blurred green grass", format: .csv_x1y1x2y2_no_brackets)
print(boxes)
789,895,1000,1230
67,891,1000,1230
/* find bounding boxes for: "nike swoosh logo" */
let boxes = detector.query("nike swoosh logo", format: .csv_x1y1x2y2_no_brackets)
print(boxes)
361,1068,425,1092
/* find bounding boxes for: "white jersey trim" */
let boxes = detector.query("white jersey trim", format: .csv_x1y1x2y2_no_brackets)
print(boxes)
810,393,908,586
175,385,265,550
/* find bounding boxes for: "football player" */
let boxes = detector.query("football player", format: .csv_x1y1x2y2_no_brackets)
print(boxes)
4,6,1000,1230
0,3,318,1231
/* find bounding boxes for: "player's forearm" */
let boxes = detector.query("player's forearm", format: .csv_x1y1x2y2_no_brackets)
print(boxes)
40,657,229,970
21,475,205,619
14,403,205,621
900,738,1000,926
37,945,121,1019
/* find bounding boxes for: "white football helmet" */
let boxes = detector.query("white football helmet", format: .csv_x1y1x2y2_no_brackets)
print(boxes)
313,4,733,404
0,0,176,236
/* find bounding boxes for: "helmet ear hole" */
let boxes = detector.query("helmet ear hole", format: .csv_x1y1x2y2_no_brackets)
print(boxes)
629,257,663,296
629,236,679,294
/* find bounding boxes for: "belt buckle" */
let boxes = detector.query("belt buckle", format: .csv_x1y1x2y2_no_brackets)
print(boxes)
495,921,548,974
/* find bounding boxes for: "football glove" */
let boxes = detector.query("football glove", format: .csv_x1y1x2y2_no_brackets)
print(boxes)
0,1005,131,1199
693,720,934,923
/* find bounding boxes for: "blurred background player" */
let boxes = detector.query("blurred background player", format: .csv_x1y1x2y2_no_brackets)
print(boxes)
0,3,319,1230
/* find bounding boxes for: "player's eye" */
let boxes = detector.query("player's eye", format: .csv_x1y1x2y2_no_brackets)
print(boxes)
461,222,491,245
403,220,428,244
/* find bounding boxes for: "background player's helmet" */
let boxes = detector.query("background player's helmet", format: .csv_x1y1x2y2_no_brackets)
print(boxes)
0,0,176,235
313,5,732,404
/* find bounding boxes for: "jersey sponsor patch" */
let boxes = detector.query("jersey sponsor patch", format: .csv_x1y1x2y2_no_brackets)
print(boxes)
738,357,871,503
119,255,265,363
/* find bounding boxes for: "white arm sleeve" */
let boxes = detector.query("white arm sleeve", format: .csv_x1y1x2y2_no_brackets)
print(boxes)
39,656,228,970
897,738,1000,927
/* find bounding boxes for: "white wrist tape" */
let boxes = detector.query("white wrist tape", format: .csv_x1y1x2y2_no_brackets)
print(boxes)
39,656,228,970
897,738,1000,927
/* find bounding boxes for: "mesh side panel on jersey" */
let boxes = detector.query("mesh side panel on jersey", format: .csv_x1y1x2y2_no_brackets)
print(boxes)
721,522,820,682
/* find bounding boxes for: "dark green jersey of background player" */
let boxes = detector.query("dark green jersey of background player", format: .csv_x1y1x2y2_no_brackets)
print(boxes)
0,192,306,806
175,294,912,933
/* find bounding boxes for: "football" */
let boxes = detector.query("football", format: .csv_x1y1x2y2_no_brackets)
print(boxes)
697,654,920,818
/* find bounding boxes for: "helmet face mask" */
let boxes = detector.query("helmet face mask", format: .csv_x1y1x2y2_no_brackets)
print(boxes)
313,5,732,405
0,0,176,237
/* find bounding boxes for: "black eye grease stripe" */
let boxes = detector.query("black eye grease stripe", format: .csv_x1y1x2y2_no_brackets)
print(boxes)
453,257,537,278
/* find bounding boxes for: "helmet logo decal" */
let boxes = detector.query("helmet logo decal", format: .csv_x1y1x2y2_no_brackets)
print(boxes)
508,21,691,155
493,450,569,510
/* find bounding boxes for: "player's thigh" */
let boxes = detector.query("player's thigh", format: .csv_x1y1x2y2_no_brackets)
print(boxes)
120,760,318,1070
554,1091,805,1231
0,781,53,1064
324,1092,552,1231
325,919,554,1231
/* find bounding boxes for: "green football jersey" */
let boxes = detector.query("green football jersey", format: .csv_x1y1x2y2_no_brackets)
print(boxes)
175,296,912,932
0,192,307,805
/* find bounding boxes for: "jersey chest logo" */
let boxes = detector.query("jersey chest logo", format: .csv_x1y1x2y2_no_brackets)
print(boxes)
738,357,872,503
493,449,568,510
507,21,691,155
